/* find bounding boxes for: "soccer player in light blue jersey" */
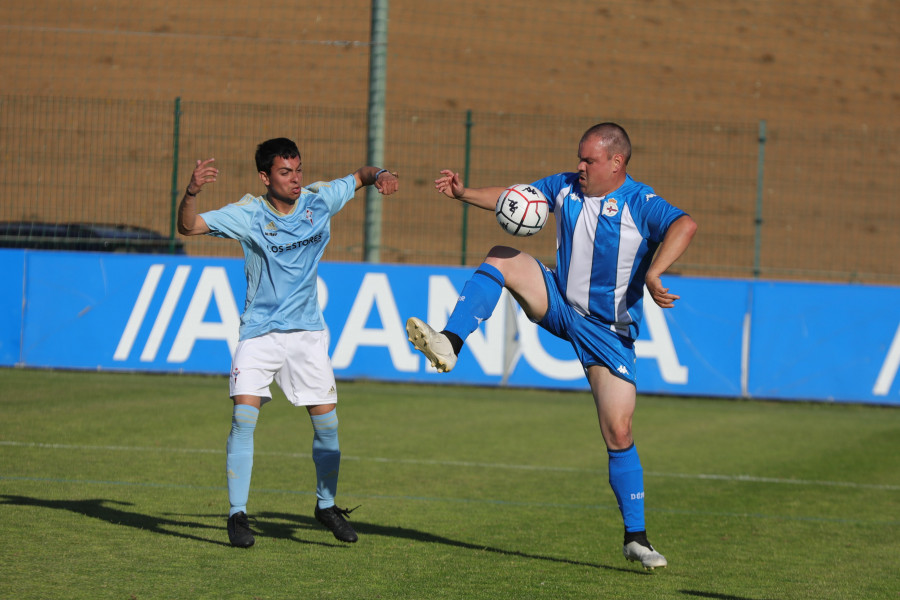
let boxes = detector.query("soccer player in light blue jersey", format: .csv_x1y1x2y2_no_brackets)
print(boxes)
177,137,399,547
406,123,696,570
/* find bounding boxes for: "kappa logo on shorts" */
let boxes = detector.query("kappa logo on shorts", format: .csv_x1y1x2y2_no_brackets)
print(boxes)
617,365,629,375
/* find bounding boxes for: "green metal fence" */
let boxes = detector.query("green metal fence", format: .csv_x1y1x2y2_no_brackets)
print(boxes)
1,95,898,283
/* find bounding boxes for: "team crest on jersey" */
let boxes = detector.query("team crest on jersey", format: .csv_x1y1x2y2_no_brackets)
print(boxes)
305,208,314,225
602,198,619,217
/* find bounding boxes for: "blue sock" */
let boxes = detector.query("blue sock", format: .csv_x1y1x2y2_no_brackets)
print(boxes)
310,408,341,509
226,404,259,517
444,263,505,339
608,444,646,533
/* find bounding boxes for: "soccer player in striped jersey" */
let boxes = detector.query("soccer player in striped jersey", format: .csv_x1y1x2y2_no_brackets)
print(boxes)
178,137,399,547
406,123,696,570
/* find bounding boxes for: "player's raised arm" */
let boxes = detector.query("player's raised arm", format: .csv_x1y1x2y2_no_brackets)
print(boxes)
434,169,506,211
177,158,217,236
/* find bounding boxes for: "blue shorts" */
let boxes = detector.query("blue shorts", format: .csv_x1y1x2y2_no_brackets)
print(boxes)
535,262,637,384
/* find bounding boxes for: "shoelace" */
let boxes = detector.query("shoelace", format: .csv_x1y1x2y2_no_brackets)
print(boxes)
333,505,361,519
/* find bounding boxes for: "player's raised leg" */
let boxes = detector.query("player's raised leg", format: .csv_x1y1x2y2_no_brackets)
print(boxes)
407,247,547,372
406,261,505,372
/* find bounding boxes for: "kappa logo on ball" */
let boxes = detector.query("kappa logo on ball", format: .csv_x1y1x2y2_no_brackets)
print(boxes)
495,184,549,237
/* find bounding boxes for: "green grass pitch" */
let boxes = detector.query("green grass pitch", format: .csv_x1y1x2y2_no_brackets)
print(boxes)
1,368,898,599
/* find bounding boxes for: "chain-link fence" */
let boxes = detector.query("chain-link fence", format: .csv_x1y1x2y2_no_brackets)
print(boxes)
2,95,898,283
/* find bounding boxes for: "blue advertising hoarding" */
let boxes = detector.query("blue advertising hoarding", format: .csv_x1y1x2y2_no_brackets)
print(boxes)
0,250,25,366
2,248,899,405
747,281,900,402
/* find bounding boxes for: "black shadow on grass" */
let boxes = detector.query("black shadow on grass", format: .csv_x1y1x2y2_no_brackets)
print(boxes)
1,494,654,573
258,510,645,574
681,591,780,600
0,494,231,547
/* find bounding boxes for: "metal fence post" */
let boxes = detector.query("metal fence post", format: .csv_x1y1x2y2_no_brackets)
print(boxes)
364,0,389,263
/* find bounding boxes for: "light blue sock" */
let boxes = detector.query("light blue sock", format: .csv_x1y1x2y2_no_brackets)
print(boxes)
444,263,505,339
226,404,259,517
608,444,646,533
310,408,341,509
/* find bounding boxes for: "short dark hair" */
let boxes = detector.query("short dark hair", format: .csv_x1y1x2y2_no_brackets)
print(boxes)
581,123,632,165
255,138,301,174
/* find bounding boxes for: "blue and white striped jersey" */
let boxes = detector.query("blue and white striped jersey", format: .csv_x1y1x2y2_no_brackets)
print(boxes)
199,175,356,341
531,172,686,340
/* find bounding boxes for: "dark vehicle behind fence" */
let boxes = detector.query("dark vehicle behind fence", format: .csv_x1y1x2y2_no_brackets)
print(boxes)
0,222,185,254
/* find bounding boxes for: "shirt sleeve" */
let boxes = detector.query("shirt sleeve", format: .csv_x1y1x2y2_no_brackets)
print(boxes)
638,190,687,243
530,173,574,212
200,194,256,240
304,174,357,216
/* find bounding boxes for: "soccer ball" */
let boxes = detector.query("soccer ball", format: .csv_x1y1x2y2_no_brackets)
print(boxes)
495,184,549,237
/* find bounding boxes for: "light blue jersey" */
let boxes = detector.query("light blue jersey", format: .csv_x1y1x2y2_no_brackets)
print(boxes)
200,175,356,340
531,172,686,340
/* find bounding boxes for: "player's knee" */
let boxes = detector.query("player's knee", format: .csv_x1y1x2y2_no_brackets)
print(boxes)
604,425,634,450
485,246,521,261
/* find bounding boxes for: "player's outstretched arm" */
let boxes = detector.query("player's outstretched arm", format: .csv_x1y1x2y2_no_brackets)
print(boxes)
177,158,217,236
434,169,505,211
645,215,698,308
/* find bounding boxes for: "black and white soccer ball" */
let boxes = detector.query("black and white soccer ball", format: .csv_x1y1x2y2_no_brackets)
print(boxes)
495,184,549,237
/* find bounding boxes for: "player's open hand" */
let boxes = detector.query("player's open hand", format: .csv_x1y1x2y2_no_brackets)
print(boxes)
646,275,680,308
190,158,218,193
435,169,465,199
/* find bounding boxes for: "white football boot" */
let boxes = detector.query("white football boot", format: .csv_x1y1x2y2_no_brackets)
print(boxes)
406,317,458,373
623,540,668,570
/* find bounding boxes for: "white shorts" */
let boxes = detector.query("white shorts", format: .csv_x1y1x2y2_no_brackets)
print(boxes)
229,330,337,406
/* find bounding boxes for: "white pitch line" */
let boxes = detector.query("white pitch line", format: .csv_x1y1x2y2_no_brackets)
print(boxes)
643,471,900,491
2,440,898,491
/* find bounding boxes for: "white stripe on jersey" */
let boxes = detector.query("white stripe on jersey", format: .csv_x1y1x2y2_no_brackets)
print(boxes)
613,203,642,336
566,195,603,317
